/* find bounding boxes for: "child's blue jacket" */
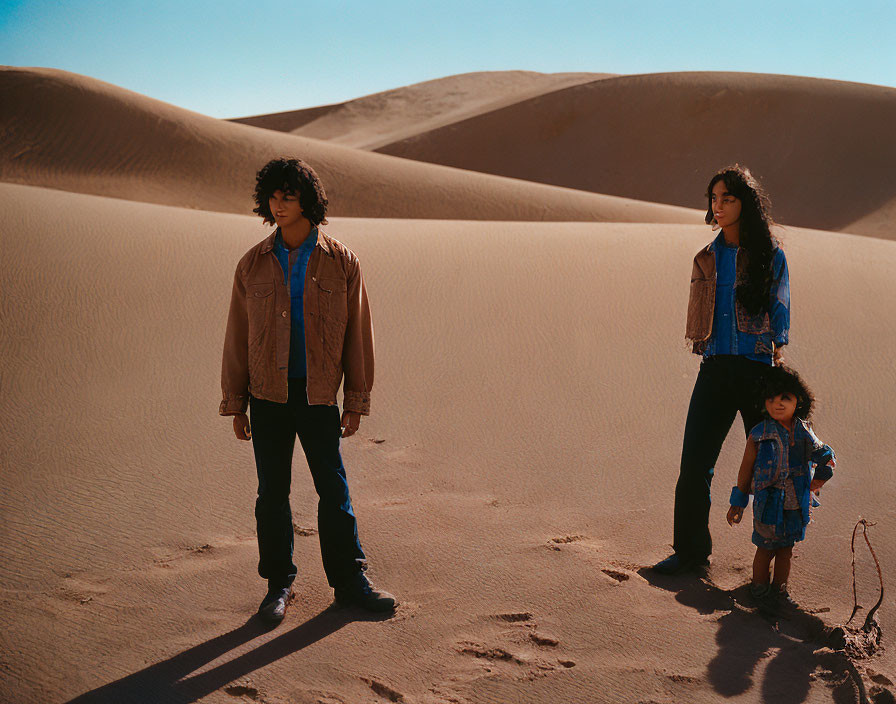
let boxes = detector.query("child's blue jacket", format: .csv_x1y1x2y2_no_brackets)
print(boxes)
749,418,836,543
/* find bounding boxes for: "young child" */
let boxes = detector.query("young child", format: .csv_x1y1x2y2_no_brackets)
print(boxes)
726,365,836,611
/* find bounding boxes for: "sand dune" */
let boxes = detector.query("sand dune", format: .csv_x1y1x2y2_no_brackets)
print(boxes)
370,72,896,238
231,70,611,150
0,66,695,224
2,182,894,703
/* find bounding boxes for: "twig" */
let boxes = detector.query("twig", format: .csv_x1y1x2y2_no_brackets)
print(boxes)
846,518,883,630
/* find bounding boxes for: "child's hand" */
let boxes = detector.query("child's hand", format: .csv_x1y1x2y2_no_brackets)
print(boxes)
810,478,826,493
727,505,744,526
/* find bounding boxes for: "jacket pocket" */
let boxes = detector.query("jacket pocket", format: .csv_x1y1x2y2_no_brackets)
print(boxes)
317,277,347,323
247,283,274,346
735,298,771,334
753,443,777,487
686,278,714,340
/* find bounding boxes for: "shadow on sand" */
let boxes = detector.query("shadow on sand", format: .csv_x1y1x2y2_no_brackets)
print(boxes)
67,604,392,703
639,569,886,704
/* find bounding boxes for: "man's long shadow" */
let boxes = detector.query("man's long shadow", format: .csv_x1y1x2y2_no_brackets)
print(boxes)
67,605,392,704
639,570,868,704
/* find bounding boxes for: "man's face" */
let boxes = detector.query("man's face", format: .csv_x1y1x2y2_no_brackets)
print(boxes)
269,189,307,229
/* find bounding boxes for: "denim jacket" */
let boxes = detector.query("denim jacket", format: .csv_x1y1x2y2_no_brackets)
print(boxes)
749,418,836,540
685,234,790,358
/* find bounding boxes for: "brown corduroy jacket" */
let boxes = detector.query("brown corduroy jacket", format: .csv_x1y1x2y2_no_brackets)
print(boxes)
219,229,374,417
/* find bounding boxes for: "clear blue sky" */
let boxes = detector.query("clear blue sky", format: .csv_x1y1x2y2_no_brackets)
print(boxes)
2,0,893,118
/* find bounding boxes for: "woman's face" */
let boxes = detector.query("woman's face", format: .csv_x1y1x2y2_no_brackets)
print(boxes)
710,180,742,230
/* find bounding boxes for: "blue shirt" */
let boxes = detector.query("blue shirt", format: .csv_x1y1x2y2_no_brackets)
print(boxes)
273,227,318,378
711,238,738,356
704,233,790,365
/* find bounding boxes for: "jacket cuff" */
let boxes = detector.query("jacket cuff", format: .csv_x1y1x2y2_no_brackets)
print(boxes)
219,395,249,416
343,390,371,416
813,464,834,482
730,486,750,508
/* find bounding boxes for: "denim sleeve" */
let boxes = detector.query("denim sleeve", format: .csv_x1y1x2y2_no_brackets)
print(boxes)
770,249,790,346
811,443,836,482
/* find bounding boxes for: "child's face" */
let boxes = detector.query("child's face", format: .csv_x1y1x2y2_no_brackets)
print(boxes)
765,392,798,424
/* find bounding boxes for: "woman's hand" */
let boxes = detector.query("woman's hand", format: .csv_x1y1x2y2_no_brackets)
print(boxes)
727,505,744,526
810,478,826,493
773,344,785,366
233,412,251,441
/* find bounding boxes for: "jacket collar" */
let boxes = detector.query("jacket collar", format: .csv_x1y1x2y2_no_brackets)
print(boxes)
260,227,332,257
710,231,739,254
758,417,810,442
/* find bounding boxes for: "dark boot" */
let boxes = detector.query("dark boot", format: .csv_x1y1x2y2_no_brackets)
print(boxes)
772,583,799,615
257,586,293,624
749,582,772,607
652,553,709,575
334,572,396,612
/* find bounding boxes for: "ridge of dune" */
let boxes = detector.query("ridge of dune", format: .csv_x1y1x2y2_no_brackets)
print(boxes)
230,70,613,150
2,182,894,703
369,71,896,239
0,66,694,224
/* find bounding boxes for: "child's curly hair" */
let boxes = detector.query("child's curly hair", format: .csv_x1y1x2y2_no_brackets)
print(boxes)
253,158,328,226
760,365,816,420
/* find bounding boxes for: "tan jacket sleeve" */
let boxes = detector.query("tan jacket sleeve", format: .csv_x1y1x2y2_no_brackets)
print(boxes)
341,254,374,415
219,263,250,416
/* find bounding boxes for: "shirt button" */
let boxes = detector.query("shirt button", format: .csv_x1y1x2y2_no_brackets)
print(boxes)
281,311,288,317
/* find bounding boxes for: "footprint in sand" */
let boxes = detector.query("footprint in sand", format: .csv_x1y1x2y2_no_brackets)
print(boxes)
456,612,577,676
431,612,577,702
223,682,260,699
547,534,584,550
529,632,560,647
492,611,534,622
361,676,405,702
54,572,110,605
601,568,631,583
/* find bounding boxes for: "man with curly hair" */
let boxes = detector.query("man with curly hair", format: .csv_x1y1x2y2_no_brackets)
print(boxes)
220,157,396,624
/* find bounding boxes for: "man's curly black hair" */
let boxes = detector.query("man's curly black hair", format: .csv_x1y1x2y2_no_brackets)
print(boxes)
760,365,816,421
253,158,328,226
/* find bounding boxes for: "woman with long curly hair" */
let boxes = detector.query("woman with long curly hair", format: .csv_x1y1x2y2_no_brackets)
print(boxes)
653,165,791,575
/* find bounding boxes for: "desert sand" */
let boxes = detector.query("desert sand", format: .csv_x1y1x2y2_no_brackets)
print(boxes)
231,71,613,150
0,67,693,225
367,72,896,239
1,67,895,704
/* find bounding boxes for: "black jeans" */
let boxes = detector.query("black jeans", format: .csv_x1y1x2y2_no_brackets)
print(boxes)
673,355,768,560
249,378,366,590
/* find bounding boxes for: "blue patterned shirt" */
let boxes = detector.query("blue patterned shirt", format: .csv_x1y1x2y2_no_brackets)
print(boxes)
273,227,318,378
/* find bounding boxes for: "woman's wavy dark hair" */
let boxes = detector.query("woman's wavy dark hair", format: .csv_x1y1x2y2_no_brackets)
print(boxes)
706,165,777,315
760,365,815,421
253,158,328,226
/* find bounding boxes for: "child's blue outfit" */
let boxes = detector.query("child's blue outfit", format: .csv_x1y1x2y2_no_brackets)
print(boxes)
730,418,836,550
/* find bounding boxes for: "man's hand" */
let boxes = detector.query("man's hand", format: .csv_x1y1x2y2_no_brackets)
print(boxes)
341,410,361,438
233,412,251,441
727,505,744,526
